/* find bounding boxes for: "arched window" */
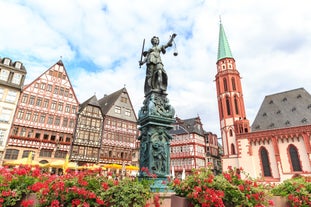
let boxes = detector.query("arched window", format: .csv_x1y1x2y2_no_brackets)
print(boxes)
226,96,231,115
220,101,224,118
231,143,236,155
223,78,228,92
231,77,236,90
234,96,239,114
229,129,233,137
289,145,302,171
260,147,272,176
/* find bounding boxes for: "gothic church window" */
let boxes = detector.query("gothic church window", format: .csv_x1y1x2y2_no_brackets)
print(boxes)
234,96,239,114
231,77,236,90
231,143,236,155
289,145,302,171
260,147,272,176
223,78,228,91
226,96,231,115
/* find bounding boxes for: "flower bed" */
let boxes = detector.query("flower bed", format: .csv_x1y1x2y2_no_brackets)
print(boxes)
169,167,274,207
0,165,155,207
1,165,311,207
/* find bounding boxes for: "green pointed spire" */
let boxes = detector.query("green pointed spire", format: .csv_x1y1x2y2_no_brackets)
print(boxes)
217,22,233,61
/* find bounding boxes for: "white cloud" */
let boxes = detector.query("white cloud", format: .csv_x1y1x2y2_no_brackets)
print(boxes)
1,0,311,137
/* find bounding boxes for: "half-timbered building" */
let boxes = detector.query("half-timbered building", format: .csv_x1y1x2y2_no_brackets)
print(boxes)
70,95,103,165
3,60,79,166
170,116,222,177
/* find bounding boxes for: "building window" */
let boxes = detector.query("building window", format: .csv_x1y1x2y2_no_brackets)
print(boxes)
12,73,22,84
48,116,54,125
43,99,49,108
40,83,46,90
47,84,52,92
54,117,61,126
5,91,17,103
58,102,63,111
21,94,28,103
36,97,42,107
260,147,272,176
54,86,59,94
289,145,302,171
25,111,31,121
4,149,19,159
39,114,46,123
0,108,12,122
234,96,239,114
231,77,236,90
121,97,128,103
0,69,9,81
231,143,236,155
226,96,231,115
125,109,131,116
62,118,68,127
65,104,70,113
22,150,34,158
39,149,52,157
223,78,228,92
115,106,121,114
72,106,76,114
51,101,56,110
29,96,35,105
0,129,5,146
55,150,67,158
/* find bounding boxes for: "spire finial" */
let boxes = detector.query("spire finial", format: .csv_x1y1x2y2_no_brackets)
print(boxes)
219,15,222,24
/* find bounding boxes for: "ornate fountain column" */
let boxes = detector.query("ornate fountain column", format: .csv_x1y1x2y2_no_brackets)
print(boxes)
138,34,176,191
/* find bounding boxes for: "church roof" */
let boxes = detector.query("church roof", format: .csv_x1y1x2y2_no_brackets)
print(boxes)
217,22,233,61
251,88,311,131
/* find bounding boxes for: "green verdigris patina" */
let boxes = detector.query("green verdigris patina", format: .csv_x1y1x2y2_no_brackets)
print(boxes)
138,34,176,191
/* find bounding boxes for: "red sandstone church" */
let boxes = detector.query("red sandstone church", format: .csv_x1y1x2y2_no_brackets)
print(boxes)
216,22,311,182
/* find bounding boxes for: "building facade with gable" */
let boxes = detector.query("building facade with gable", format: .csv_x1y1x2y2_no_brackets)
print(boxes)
70,95,104,165
170,116,222,177
0,57,27,164
3,60,79,166
98,88,139,167
216,22,311,182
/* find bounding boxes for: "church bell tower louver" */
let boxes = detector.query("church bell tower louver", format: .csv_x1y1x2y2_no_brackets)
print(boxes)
215,22,250,167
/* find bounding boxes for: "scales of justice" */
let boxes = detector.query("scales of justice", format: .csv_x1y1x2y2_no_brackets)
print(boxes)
137,33,178,191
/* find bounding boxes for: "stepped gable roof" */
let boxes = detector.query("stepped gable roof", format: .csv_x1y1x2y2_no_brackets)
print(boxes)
98,87,126,115
79,95,99,112
251,88,311,131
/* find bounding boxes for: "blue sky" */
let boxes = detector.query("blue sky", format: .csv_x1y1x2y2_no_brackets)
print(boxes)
1,0,311,137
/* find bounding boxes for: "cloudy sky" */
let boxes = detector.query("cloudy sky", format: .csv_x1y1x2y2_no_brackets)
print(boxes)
1,0,310,137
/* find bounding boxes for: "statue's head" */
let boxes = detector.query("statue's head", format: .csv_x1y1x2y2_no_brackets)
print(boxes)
151,36,159,45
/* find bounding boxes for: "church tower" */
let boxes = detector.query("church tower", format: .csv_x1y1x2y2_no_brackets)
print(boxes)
215,22,250,168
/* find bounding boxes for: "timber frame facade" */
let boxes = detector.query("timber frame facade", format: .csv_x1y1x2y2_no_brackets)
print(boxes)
3,60,79,165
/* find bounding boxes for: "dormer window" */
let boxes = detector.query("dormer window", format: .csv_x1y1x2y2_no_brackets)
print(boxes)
269,100,273,104
14,61,22,69
301,118,307,123
297,94,302,99
3,58,11,65
285,120,290,125
291,107,296,112
282,97,287,102
263,112,267,117
276,110,281,114
269,123,275,127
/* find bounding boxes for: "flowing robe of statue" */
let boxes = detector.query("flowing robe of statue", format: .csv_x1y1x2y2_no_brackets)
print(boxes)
139,34,177,95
